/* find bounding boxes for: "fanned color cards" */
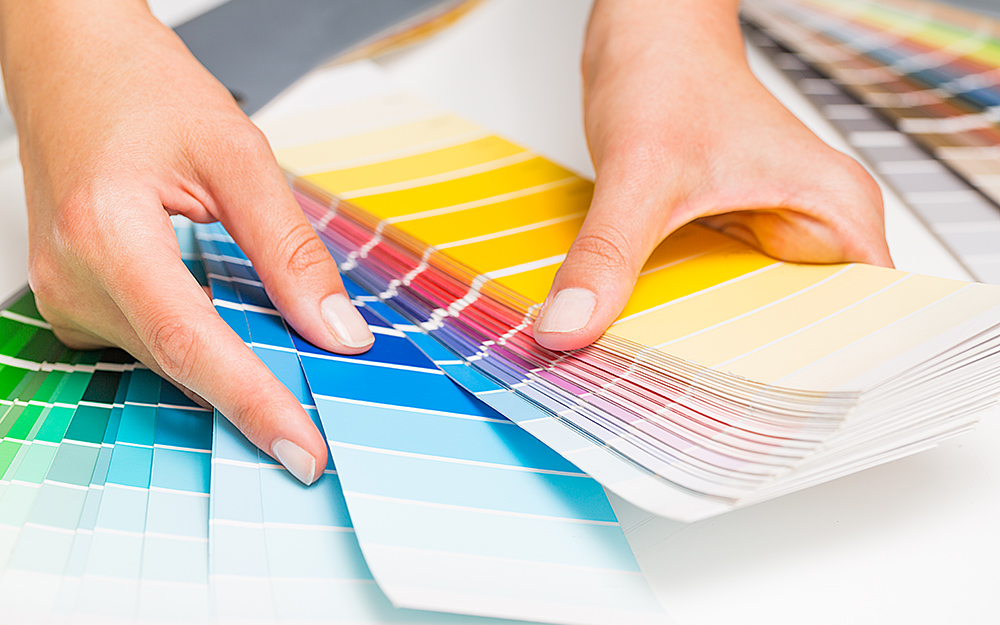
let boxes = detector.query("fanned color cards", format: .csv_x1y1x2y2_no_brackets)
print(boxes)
254,60,1000,522
4,3,1000,620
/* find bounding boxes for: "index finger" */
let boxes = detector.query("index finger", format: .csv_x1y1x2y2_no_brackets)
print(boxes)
105,219,328,485
193,127,374,356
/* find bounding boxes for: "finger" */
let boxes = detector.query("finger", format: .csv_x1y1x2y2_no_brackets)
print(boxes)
698,155,894,268
820,157,894,268
191,127,374,355
105,213,328,485
533,165,683,352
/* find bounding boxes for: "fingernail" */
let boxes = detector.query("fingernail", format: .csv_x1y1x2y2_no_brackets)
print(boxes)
272,439,318,486
535,288,597,334
320,293,374,348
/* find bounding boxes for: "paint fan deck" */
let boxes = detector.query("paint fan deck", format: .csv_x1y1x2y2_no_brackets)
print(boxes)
254,60,1000,522
743,0,1000,210
3,4,1000,621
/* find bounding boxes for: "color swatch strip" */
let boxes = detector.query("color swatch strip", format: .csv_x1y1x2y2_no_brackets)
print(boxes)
200,222,407,625
0,292,138,622
196,221,667,625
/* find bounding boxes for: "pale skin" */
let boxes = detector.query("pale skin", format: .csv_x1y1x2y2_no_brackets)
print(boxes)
0,0,892,485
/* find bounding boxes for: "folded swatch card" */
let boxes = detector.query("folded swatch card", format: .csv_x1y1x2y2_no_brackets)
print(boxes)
254,60,1000,522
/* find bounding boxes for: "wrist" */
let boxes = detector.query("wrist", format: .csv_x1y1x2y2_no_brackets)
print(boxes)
583,0,747,83
0,0,163,119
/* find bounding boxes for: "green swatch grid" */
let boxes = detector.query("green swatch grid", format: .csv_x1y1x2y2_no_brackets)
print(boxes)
0,290,138,612
0,220,215,622
1,292,103,564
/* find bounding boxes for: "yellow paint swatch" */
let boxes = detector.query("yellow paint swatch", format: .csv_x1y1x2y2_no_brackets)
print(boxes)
722,271,966,382
612,263,846,347
445,216,586,275
275,114,482,172
348,157,575,220
396,179,593,246
636,226,741,273
306,136,525,194
615,247,778,324
660,264,899,367
495,263,562,304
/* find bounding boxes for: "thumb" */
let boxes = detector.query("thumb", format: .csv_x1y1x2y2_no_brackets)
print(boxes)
199,127,375,355
533,174,680,351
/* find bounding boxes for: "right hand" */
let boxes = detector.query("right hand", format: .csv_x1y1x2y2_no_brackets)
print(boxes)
533,0,892,351
0,0,374,484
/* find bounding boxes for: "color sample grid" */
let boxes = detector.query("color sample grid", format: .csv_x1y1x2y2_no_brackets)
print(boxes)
200,229,402,625
255,60,1000,521
742,0,1000,204
195,221,667,625
60,372,214,625
0,289,138,623
1,367,132,620
745,20,1000,284
70,368,162,624
0,226,217,624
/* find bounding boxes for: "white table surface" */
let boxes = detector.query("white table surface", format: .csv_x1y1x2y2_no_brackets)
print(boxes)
0,1,996,623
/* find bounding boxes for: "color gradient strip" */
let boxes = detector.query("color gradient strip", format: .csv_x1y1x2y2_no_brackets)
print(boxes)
196,221,667,625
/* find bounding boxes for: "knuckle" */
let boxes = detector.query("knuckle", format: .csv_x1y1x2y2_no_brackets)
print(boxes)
847,162,884,209
278,222,333,279
793,152,883,220
146,316,202,383
827,163,885,227
50,324,103,351
569,225,636,275
27,250,64,313
32,295,108,351
27,244,90,327
47,184,139,269
186,118,274,171
31,295,68,333
27,187,125,326
826,154,879,197
51,191,100,259
220,124,272,161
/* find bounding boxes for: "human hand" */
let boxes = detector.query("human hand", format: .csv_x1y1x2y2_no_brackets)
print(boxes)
533,0,892,351
0,0,373,484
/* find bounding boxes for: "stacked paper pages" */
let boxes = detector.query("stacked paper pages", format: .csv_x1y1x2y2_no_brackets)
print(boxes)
255,61,1000,522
